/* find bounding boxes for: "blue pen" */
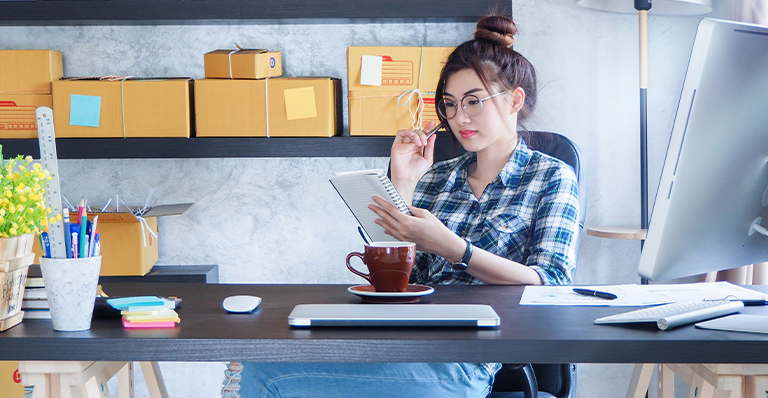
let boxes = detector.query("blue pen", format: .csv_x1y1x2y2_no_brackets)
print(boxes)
94,233,100,256
62,208,73,258
357,226,370,245
41,232,51,258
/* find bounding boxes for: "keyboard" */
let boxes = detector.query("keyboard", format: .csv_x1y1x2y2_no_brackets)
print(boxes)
594,300,744,330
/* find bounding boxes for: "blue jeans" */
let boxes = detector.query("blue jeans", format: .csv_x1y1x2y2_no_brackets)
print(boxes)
239,362,501,398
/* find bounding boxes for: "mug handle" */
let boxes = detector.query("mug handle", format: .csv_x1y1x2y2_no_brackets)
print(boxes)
346,252,371,283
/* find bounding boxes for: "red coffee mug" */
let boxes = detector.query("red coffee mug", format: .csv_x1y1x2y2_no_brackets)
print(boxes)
346,241,416,292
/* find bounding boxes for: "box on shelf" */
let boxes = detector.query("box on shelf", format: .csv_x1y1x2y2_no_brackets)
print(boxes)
195,77,341,137
51,78,192,138
347,46,453,136
0,95,52,139
204,49,282,79
33,203,192,277
0,50,63,95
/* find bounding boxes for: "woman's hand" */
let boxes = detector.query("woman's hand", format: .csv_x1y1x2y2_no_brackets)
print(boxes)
369,196,463,259
390,121,438,201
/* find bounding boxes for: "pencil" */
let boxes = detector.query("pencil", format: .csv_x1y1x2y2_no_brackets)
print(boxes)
79,199,87,258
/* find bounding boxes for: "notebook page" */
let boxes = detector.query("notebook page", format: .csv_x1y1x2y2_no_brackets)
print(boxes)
330,169,409,242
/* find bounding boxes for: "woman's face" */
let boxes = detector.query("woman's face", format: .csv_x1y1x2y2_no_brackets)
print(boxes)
442,68,521,154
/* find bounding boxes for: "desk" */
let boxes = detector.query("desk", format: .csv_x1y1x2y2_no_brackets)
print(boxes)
2,283,768,365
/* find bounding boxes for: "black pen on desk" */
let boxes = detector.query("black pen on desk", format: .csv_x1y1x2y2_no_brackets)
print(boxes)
573,288,618,300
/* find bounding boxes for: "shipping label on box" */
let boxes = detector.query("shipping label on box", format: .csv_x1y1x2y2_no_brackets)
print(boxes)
195,77,341,137
0,96,52,138
33,203,192,276
347,46,452,136
0,50,63,95
204,49,282,79
51,78,192,138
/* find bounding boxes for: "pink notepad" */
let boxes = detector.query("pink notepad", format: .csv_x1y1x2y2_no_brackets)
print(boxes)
123,319,177,329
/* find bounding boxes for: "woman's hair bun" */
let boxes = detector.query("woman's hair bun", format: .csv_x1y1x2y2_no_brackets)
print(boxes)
475,15,517,48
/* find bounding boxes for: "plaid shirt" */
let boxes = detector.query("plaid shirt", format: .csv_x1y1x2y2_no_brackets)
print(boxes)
410,139,579,286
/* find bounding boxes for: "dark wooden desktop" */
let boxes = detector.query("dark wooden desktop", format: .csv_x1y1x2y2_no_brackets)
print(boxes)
2,284,768,365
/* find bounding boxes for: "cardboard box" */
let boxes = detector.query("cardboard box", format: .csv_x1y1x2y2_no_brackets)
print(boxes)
0,50,63,95
0,361,24,397
32,203,192,276
204,49,282,79
0,95,52,138
195,77,341,137
347,46,453,136
51,79,192,138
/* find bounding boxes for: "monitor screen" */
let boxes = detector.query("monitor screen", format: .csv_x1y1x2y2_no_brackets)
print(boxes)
638,18,768,281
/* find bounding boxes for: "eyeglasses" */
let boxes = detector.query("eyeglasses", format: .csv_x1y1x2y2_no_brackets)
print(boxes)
436,91,507,120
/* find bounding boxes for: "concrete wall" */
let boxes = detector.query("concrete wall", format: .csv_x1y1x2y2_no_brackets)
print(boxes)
0,0,723,396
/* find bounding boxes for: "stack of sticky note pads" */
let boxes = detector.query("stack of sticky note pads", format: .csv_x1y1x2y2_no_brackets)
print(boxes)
106,296,180,329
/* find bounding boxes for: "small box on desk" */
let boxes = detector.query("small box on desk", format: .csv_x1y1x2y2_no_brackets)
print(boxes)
204,49,282,79
347,46,452,136
33,203,192,276
51,78,192,138
194,77,341,137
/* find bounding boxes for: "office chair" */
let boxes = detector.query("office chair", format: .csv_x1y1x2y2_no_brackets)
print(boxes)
409,130,587,398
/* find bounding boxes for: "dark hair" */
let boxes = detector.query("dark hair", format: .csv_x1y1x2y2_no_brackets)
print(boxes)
435,15,538,136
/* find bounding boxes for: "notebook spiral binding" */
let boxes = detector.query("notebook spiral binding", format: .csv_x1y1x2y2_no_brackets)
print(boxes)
377,171,412,215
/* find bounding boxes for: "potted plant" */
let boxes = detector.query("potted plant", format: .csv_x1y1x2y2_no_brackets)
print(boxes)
0,144,55,330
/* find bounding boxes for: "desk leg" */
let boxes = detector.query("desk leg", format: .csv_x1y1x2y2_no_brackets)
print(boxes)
140,362,169,398
117,362,134,398
658,365,675,398
21,372,52,398
745,375,768,398
626,363,655,398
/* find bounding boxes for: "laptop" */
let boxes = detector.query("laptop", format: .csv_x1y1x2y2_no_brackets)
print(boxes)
287,304,501,328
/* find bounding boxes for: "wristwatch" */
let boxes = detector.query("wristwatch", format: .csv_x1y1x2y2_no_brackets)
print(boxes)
451,239,473,271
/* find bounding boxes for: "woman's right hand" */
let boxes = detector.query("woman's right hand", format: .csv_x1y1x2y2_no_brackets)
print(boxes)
390,121,438,192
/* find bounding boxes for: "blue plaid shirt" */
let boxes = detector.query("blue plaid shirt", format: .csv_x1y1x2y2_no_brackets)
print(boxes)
409,139,579,286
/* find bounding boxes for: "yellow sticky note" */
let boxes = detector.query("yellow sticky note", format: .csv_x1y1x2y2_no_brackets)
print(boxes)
284,86,317,120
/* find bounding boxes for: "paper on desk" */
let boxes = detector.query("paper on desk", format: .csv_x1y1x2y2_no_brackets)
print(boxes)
520,282,768,306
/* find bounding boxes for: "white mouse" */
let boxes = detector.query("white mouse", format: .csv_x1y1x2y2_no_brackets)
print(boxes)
223,295,262,313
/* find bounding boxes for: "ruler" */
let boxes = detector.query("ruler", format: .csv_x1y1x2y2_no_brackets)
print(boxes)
36,107,67,259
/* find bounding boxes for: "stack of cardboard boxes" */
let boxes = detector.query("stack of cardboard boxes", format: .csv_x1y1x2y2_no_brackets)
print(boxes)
196,49,341,137
0,50,63,138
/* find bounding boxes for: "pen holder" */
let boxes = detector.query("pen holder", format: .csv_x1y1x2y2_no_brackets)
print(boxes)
40,256,102,332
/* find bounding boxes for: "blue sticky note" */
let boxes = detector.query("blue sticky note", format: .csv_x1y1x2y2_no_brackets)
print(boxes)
107,296,166,310
69,94,101,127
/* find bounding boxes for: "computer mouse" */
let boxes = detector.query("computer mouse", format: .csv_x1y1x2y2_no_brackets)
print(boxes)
222,295,262,313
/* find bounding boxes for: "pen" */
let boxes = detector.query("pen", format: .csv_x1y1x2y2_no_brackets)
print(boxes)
357,226,370,245
62,208,73,258
424,121,444,140
89,216,99,257
41,232,51,259
573,288,618,300
70,223,80,259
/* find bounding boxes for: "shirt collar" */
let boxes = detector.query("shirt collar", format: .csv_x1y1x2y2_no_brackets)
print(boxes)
448,137,532,192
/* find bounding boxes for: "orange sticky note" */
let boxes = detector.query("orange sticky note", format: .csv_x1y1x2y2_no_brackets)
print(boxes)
284,86,317,120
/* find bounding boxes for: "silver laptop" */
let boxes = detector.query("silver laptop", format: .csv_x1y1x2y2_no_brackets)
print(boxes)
288,304,500,328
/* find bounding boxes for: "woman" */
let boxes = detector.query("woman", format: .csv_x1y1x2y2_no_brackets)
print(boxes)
238,15,579,398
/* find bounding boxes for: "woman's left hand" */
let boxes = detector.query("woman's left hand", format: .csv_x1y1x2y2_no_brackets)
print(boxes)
369,196,458,255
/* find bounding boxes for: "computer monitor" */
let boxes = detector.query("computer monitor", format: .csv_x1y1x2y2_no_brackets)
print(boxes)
638,18,768,281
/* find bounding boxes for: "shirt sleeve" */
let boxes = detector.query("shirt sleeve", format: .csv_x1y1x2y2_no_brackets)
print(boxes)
526,163,580,285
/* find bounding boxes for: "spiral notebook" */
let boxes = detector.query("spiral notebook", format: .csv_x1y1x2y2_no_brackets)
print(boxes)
329,169,410,242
